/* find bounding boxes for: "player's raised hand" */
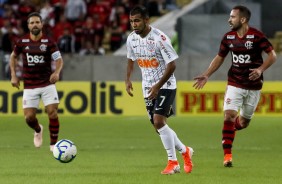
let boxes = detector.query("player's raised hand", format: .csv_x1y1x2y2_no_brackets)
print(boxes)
193,75,208,90
125,80,134,97
11,76,20,89
50,72,60,84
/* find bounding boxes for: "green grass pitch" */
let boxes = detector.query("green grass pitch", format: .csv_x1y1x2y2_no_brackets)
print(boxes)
0,116,281,184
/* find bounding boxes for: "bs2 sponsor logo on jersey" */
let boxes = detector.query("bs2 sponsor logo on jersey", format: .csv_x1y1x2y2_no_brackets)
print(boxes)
26,53,45,66
137,58,159,68
232,52,251,64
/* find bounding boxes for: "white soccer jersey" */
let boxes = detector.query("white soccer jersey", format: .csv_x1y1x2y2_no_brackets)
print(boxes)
126,26,179,98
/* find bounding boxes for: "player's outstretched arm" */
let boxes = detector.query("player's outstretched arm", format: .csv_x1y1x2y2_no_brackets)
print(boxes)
193,55,225,90
9,51,20,89
125,59,134,97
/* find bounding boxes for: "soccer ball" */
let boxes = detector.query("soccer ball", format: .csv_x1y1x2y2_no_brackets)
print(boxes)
53,139,77,163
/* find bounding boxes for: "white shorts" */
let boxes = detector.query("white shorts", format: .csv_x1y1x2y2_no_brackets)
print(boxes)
223,85,261,119
23,84,59,109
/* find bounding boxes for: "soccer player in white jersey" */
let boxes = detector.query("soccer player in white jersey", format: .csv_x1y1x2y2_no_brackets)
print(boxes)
125,5,194,175
193,5,276,167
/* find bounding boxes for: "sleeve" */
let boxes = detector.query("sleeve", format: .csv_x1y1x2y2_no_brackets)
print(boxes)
259,35,273,53
126,36,136,61
217,35,230,58
157,34,178,64
13,39,22,56
50,40,62,61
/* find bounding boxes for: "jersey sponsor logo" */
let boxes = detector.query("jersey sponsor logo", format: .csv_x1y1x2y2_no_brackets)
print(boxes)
232,52,251,64
39,44,47,52
41,39,48,42
245,41,253,49
161,35,166,41
135,53,156,58
22,39,30,42
159,41,171,59
137,58,159,68
26,53,45,66
227,35,235,39
246,35,254,39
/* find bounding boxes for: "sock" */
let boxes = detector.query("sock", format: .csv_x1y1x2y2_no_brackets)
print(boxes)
222,120,235,155
170,128,186,154
26,118,41,133
158,124,177,161
234,116,243,130
49,118,60,145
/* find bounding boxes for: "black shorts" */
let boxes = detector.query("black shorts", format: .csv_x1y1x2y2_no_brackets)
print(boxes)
144,89,176,124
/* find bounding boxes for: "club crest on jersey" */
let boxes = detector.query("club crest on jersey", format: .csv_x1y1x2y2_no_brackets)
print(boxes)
245,41,253,49
147,41,155,52
39,44,47,52
227,35,235,39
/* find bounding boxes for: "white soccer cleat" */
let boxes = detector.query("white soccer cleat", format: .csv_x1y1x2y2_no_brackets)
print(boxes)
34,124,43,148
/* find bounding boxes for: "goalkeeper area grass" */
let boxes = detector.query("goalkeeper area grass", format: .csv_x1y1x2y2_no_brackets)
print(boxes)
0,116,281,184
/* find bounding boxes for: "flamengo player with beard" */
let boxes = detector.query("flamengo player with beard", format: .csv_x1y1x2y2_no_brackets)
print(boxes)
193,5,276,167
10,12,63,152
125,5,193,175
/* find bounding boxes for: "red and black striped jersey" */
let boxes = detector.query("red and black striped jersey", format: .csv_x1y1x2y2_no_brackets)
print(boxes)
218,27,273,90
13,34,61,89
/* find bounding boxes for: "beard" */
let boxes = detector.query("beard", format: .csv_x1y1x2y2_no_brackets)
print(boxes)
134,24,146,35
31,28,41,36
230,23,242,31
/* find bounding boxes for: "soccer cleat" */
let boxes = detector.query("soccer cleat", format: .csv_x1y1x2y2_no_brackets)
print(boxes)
50,145,54,152
223,154,233,167
182,146,194,173
34,124,43,148
161,160,180,175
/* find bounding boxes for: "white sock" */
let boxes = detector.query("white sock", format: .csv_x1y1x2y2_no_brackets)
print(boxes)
170,129,186,154
158,124,177,161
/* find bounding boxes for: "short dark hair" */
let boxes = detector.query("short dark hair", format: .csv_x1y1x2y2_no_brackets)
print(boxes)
27,12,42,23
130,5,149,18
232,5,251,22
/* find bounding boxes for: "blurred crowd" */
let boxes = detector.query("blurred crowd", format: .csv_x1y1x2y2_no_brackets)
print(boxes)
0,0,179,79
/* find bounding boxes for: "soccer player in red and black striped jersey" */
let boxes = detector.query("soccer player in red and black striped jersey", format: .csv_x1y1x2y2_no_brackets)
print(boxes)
193,5,276,167
10,12,63,152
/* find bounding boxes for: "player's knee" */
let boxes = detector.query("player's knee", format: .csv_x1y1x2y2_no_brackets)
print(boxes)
25,115,36,123
224,111,237,122
241,120,250,128
47,109,58,119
